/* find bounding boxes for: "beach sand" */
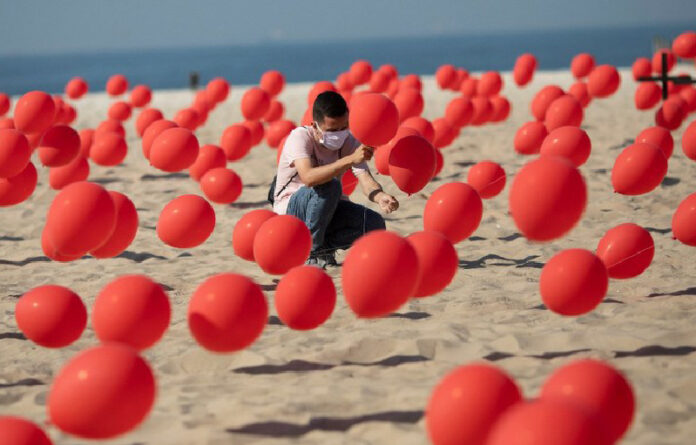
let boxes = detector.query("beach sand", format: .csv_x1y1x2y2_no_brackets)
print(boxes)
1,68,695,444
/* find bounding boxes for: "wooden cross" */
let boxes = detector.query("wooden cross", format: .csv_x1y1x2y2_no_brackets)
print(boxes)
637,52,696,99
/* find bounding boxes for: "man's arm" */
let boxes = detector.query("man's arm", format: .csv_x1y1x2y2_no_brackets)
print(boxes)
295,145,374,187
357,170,399,214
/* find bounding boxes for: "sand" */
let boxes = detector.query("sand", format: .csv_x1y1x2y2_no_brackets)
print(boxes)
1,67,695,445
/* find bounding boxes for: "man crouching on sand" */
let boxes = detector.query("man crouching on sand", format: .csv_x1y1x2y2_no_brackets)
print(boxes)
272,91,399,268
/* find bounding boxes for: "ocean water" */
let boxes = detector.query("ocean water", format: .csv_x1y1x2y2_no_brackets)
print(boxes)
0,23,691,95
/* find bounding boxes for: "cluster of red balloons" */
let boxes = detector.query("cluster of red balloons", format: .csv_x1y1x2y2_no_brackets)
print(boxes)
426,359,634,445
612,127,669,195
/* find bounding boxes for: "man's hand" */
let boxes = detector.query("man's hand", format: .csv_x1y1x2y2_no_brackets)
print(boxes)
351,145,374,165
375,192,399,214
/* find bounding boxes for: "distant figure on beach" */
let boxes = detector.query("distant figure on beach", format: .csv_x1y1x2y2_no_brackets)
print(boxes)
189,71,199,90
272,91,399,267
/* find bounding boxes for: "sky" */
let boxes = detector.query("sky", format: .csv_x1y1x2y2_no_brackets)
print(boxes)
1,0,695,56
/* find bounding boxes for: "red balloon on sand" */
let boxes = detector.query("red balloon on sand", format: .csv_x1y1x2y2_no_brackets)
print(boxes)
514,121,548,155
388,134,437,194
0,416,53,445
106,74,129,96
407,230,458,297
611,143,667,195
424,182,483,243
466,161,506,199
65,77,89,99
220,124,252,161
90,132,127,166
274,265,336,330
587,65,620,98
16,284,87,348
13,91,56,134
509,156,587,241
232,209,277,261
90,191,139,258
253,215,311,275
672,192,696,246
260,70,285,96
189,144,227,181
200,167,243,204
241,87,271,120
570,53,595,79
545,95,583,131
0,129,31,178
531,85,564,121
49,156,90,190
150,127,199,172
38,125,80,167
426,363,522,445
636,126,673,158
596,223,654,279
349,93,399,146
188,273,268,352
157,195,215,248
0,162,38,207
540,126,591,166
48,344,156,439
513,53,537,86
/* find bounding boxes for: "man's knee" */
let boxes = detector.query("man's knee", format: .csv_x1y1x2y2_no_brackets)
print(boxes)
365,208,386,232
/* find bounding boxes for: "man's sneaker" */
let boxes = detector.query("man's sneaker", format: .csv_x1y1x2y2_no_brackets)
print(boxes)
306,252,339,269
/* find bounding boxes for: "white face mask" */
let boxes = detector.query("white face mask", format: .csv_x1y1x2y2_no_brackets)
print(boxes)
316,124,349,151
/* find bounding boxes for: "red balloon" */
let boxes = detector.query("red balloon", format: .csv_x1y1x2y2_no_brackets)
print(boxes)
341,168,358,195
568,81,591,108
65,77,89,99
432,118,458,149
266,119,295,148
0,93,9,116
263,99,284,122
540,249,608,315
0,416,53,445
95,118,125,138
189,144,227,181
349,93,399,146
374,127,419,175
336,72,354,91
307,81,338,106
92,275,170,350
467,160,506,199
570,53,595,78
90,132,127,166
540,126,591,166
636,126,673,158
16,284,86,348
188,273,267,352
48,344,155,439
426,363,522,445
108,101,132,121
655,97,686,130
253,215,311,275
241,87,271,120
342,231,419,317
611,142,668,195
435,64,457,89
545,95,583,131
38,125,80,167
486,400,612,445
90,191,138,258
260,70,285,96
673,31,696,58
400,74,423,92
541,359,635,443
679,87,696,113
672,192,696,246
129,84,152,108
652,49,676,73
142,119,177,159
634,82,662,110
433,147,444,177
106,74,129,96
274,266,336,330
350,60,373,85
470,96,492,126
451,68,469,91
135,108,163,137
407,231,458,297
683,119,696,160
220,124,252,160
588,65,621,98
242,119,265,146
444,97,473,128
477,71,503,96
0,129,31,178
513,53,537,87
596,223,654,279
150,127,199,172
388,134,436,194
531,85,564,121
173,108,200,130
632,57,652,80
232,209,277,261
200,167,243,204
49,156,89,190
0,117,14,129
514,121,548,155
393,88,424,122
206,77,230,103
45,182,116,255
157,195,215,248
400,116,434,143
14,91,56,134
423,182,483,243
369,70,391,93
489,96,511,122
0,162,38,206
509,156,586,241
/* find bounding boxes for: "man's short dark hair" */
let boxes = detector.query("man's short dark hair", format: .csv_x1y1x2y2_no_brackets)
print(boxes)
312,91,348,123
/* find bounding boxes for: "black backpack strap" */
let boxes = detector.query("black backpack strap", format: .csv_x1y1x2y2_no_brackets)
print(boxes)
275,172,298,199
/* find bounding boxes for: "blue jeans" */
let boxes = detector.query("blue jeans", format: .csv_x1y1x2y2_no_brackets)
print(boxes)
286,179,386,256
